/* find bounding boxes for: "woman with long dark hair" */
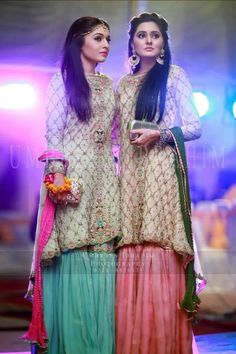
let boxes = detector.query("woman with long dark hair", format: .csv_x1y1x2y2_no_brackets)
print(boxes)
116,12,204,354
23,17,120,354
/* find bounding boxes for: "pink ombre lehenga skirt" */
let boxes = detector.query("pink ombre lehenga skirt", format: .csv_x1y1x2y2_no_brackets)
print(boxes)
115,244,193,354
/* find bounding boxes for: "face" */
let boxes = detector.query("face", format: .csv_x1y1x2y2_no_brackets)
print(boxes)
132,21,164,60
80,25,110,64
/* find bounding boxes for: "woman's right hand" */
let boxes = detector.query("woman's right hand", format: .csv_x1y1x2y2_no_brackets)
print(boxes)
130,129,160,148
49,173,68,205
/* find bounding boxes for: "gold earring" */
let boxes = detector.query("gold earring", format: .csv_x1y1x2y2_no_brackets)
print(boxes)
128,48,140,70
156,48,164,65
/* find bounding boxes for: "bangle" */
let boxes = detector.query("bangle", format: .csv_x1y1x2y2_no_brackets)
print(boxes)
44,174,71,194
159,129,171,146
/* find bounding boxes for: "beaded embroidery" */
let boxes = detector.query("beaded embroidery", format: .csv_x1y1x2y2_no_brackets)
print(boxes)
42,71,120,260
117,65,201,255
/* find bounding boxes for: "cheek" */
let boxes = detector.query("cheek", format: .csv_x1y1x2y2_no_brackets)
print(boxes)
133,39,143,53
153,40,164,54
82,44,97,58
157,39,164,49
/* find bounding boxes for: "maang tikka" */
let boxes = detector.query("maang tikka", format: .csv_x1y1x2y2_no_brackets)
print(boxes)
128,48,140,70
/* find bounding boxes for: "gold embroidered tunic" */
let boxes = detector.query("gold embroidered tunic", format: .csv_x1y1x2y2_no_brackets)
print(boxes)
117,65,201,255
42,71,120,260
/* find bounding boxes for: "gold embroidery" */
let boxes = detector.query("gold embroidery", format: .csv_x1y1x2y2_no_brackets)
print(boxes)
42,72,120,260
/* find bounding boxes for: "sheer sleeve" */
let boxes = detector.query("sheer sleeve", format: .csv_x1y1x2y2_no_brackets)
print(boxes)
44,71,68,175
160,66,201,144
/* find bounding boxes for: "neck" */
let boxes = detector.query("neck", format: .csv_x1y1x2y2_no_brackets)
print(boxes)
139,58,156,74
80,55,96,75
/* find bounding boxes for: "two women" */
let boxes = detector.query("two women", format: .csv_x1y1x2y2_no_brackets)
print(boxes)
25,12,202,354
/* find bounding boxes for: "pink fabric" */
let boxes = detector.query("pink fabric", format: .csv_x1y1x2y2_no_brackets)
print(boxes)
22,149,66,347
38,149,65,162
192,335,199,354
22,195,56,348
116,244,192,354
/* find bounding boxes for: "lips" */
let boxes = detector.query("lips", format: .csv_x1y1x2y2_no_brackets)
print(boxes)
144,47,154,50
99,51,108,56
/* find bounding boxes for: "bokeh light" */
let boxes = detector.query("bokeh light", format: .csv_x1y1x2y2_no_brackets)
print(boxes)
193,91,210,117
0,83,37,110
232,100,236,118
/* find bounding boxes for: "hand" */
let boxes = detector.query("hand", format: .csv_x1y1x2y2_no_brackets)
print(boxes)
49,173,68,205
130,129,160,149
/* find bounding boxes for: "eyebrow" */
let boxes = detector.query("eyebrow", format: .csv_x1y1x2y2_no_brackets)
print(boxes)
93,32,111,40
137,30,161,34
93,32,109,37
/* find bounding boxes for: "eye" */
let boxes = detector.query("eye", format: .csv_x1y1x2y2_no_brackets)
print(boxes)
106,37,111,43
94,36,103,42
137,32,146,39
152,33,160,39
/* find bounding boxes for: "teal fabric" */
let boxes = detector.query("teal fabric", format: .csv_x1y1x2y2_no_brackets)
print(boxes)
43,249,116,354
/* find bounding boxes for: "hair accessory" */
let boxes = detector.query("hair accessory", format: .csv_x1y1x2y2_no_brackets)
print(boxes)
80,22,108,37
128,48,140,70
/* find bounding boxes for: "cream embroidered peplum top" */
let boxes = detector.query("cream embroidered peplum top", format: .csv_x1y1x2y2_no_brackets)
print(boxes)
42,71,120,260
117,65,201,255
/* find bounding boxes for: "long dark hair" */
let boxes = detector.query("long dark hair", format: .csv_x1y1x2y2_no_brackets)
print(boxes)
128,13,171,123
61,17,109,122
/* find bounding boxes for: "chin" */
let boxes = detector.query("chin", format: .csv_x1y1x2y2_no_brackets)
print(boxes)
141,54,157,60
97,58,106,64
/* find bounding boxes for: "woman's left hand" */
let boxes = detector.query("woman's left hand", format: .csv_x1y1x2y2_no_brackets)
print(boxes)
48,173,69,205
130,129,160,149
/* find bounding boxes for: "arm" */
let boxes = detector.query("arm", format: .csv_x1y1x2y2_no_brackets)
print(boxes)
130,67,201,149
160,66,201,144
44,71,68,176
44,72,69,204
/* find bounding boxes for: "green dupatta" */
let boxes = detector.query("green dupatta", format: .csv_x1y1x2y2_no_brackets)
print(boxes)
170,127,201,318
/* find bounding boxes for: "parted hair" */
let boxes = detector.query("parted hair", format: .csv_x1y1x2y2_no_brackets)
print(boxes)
61,17,109,122
128,12,171,123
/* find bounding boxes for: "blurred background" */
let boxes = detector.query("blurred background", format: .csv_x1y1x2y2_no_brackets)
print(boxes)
0,0,236,351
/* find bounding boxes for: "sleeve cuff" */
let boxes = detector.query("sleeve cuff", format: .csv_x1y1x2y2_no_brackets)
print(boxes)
44,160,66,175
158,129,173,146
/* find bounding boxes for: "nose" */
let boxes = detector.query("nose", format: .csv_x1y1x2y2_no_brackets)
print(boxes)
103,38,109,48
146,34,152,44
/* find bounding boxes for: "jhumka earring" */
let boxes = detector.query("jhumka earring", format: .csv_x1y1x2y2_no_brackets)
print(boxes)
156,48,165,65
128,48,140,70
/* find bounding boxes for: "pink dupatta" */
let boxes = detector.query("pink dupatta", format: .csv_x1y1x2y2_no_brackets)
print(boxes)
22,150,67,348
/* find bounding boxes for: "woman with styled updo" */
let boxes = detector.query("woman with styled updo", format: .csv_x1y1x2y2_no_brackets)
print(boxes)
115,12,204,354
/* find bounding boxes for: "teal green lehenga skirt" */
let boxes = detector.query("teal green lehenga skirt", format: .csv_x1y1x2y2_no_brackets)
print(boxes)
43,245,116,354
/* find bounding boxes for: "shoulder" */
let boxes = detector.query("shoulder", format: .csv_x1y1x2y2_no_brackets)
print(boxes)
98,73,113,84
168,64,191,86
169,64,188,80
168,65,193,91
116,74,130,90
47,70,64,91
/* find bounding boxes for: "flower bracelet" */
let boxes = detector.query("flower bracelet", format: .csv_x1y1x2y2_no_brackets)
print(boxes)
44,174,71,194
